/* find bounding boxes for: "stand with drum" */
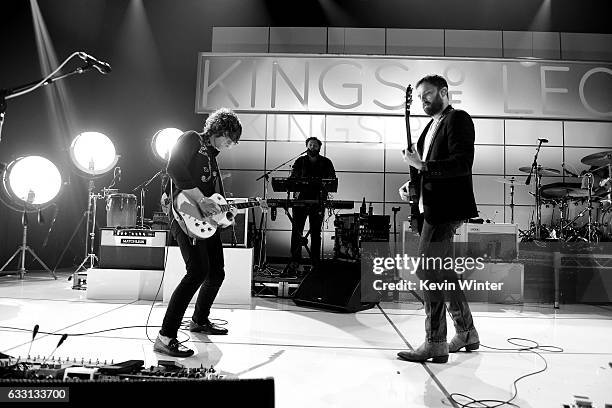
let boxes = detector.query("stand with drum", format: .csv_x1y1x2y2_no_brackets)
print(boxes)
514,149,612,243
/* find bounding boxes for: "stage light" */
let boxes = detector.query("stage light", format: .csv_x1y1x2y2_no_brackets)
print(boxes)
152,128,183,161
69,131,118,176
2,156,62,207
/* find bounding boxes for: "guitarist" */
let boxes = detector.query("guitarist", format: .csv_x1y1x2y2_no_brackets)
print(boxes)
397,75,479,364
155,108,242,357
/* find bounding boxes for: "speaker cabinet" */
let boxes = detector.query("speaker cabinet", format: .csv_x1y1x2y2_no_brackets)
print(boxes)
293,259,379,312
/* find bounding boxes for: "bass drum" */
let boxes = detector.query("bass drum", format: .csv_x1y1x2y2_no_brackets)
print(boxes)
106,193,137,227
600,208,612,242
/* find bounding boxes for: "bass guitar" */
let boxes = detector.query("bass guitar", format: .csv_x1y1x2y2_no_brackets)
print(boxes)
404,84,421,231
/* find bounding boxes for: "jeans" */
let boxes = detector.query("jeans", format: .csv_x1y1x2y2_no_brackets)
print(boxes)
290,206,323,266
160,220,225,339
417,219,475,343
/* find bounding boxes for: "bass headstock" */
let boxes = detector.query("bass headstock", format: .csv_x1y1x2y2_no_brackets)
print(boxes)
405,84,413,115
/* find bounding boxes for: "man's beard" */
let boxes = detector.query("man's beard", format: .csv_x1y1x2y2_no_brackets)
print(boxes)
307,149,319,157
423,93,444,116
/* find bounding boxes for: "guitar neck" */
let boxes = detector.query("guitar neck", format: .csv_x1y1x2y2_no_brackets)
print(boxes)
405,110,413,151
218,201,260,212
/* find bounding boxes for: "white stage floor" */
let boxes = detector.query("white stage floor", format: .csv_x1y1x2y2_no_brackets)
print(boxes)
1,271,611,408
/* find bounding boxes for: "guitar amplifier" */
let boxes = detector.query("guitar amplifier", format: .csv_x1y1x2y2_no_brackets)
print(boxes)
454,223,519,261
99,228,168,270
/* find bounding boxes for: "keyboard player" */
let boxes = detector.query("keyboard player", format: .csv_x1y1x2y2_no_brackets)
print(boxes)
284,137,336,276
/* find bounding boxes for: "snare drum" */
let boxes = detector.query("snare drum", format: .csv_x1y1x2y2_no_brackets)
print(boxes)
106,193,137,227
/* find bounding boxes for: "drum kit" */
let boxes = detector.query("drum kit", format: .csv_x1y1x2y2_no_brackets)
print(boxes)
500,149,612,242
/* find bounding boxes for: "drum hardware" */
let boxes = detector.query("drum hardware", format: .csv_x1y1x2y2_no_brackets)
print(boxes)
494,177,528,224
519,141,560,240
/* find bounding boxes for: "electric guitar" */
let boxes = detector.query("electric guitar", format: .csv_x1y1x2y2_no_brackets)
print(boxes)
172,192,267,239
404,84,421,231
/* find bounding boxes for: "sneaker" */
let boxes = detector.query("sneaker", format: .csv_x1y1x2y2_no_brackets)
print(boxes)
189,319,228,335
153,337,194,357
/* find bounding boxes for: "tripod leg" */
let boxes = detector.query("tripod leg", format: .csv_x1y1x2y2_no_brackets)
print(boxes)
0,248,22,273
26,246,56,279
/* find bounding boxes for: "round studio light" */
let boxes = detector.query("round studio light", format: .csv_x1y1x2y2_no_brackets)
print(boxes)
152,128,183,161
69,131,118,176
2,156,62,207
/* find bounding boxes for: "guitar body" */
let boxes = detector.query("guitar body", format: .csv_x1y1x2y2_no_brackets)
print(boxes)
173,192,267,240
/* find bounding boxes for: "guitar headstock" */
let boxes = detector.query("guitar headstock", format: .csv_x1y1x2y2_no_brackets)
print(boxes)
405,84,413,115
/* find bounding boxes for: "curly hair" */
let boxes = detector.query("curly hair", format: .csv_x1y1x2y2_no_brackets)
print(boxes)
203,108,242,142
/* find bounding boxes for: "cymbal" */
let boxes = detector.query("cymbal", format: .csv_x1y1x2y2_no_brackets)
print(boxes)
540,182,587,199
519,166,561,176
494,177,528,185
581,150,612,167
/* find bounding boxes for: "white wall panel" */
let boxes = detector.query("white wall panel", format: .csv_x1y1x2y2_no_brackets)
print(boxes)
473,119,504,145
326,115,385,143
564,147,612,173
220,141,265,170
505,146,563,175
265,141,310,172
505,120,563,146
326,143,384,172
221,170,265,198
211,27,269,53
269,27,327,53
238,114,267,141
474,145,505,174
564,122,612,148
266,114,326,142
386,29,445,56
503,31,560,59
344,28,386,55
561,33,612,61
473,175,505,205
335,172,384,202
327,28,345,54
445,30,503,57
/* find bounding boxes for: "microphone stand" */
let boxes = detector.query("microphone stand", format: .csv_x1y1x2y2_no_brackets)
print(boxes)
525,139,545,240
0,63,97,144
253,150,306,274
133,170,164,228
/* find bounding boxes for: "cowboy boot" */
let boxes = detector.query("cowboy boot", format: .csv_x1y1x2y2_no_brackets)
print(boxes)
397,341,449,363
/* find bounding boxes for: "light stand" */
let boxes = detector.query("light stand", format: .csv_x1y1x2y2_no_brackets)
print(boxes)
0,208,57,279
72,180,101,288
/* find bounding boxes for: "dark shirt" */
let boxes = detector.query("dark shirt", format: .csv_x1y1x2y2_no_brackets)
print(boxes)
166,131,221,198
290,155,336,199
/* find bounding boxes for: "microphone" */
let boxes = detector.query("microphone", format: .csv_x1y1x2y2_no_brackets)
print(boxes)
78,52,112,74
25,324,40,360
114,166,122,183
538,138,549,143
42,334,68,366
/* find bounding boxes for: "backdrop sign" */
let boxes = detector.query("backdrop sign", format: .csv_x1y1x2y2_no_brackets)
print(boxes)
196,53,612,121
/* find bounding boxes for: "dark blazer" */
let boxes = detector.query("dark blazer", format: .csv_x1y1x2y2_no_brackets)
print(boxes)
409,105,479,225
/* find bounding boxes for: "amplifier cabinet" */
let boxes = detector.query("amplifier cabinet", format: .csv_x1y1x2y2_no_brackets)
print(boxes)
454,223,519,262
99,228,168,270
